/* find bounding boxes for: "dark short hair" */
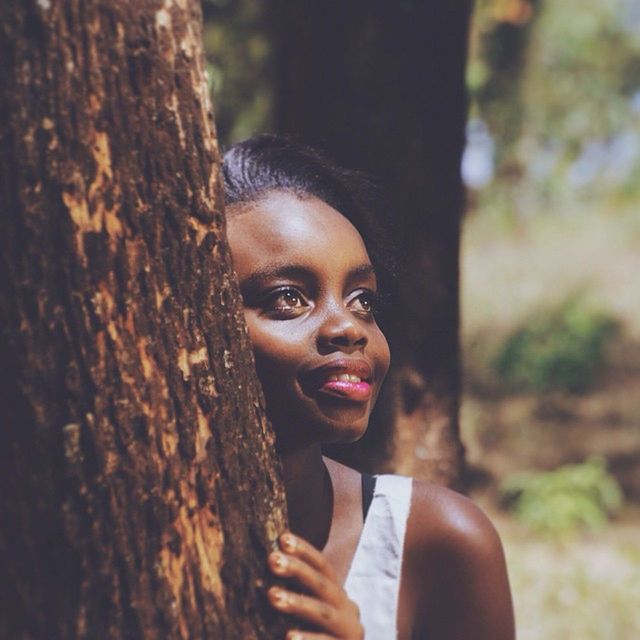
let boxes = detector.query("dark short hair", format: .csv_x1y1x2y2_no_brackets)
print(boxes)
221,134,395,293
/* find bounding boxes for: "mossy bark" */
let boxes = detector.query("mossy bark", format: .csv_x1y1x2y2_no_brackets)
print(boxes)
0,1,287,637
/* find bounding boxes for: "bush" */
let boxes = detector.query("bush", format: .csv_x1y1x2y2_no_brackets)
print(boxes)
493,299,618,393
501,457,623,538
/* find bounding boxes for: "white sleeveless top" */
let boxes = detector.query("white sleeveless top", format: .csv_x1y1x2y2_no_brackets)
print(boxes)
343,474,413,639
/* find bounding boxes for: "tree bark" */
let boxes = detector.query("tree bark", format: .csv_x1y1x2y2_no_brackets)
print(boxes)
0,1,287,637
275,1,472,487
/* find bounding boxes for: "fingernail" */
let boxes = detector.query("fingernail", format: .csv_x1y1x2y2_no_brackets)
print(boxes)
271,552,288,571
270,587,288,606
288,633,303,640
281,533,296,551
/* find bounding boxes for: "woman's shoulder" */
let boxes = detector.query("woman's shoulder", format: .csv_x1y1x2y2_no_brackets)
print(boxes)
366,471,500,555
406,478,502,557
401,477,515,639
354,469,500,557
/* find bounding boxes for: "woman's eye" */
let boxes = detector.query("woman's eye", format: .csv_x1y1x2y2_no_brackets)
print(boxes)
263,287,309,317
349,290,376,316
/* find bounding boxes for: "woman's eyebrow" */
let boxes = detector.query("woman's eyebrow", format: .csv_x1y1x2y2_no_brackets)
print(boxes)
346,263,377,284
241,264,312,290
240,263,376,292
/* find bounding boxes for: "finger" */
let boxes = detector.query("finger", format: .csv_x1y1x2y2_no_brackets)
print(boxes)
269,587,345,635
286,632,334,640
269,551,343,605
279,532,337,581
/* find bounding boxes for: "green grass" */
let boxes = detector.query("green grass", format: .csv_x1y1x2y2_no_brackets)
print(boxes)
501,457,623,539
492,298,618,393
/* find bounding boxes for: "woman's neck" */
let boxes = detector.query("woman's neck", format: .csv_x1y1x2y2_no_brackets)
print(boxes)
279,443,333,550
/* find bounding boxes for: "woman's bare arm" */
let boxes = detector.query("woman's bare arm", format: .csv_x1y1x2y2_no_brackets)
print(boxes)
406,482,515,640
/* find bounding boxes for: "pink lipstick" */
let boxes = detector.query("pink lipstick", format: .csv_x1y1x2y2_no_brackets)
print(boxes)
309,359,374,402
319,375,372,402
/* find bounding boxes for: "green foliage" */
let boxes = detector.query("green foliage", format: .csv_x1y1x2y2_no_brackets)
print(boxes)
524,0,640,146
469,0,640,215
202,0,273,146
502,457,623,538
492,299,618,393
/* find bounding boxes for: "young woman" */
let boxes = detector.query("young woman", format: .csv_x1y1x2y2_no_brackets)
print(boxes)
223,135,515,640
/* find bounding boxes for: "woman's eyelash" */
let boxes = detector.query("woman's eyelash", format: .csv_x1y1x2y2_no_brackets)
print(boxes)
253,286,380,318
350,289,379,314
261,286,308,313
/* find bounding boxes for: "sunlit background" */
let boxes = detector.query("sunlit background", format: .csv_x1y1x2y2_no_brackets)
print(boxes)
203,1,640,637
461,2,640,638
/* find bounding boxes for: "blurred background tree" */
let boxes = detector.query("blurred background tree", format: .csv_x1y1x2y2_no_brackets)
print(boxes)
203,0,473,487
273,0,472,487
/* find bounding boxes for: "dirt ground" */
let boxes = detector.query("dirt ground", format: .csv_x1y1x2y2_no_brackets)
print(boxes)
482,503,640,640
460,207,640,639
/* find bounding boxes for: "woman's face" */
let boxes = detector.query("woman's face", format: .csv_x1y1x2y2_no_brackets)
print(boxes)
227,191,390,451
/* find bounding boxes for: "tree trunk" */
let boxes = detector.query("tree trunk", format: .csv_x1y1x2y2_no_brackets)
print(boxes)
275,1,472,487
0,1,288,637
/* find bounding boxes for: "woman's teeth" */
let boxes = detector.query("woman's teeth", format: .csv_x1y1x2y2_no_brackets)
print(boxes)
327,373,362,383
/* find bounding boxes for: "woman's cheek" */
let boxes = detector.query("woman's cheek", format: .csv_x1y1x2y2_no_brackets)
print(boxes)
373,327,391,380
250,332,302,388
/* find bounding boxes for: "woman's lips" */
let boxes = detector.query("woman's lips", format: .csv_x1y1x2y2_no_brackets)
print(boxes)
317,372,372,402
304,358,374,403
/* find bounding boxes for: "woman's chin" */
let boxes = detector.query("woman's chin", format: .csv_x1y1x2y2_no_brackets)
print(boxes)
270,410,369,451
268,393,371,436
311,416,366,444
315,391,371,420
315,404,370,443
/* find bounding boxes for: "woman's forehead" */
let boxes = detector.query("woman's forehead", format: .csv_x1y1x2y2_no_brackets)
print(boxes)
228,191,357,234
227,192,372,276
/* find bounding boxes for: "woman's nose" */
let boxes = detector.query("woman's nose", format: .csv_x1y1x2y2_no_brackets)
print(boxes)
317,304,368,354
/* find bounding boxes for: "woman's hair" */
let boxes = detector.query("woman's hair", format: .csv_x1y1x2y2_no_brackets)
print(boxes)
221,134,395,289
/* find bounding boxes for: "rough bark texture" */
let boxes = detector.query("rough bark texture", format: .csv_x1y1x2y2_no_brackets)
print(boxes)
275,1,472,487
0,1,288,637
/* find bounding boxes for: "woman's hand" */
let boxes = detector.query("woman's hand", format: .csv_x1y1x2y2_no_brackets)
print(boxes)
268,532,364,640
